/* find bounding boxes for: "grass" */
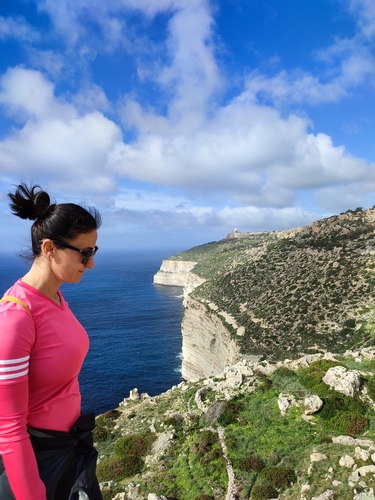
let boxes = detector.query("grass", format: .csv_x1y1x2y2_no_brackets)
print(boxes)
94,351,375,499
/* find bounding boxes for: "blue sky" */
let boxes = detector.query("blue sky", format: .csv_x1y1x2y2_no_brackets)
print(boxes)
1,0,375,253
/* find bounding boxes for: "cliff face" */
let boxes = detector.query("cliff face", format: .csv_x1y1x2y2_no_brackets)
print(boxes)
153,261,236,379
181,297,243,380
153,259,197,287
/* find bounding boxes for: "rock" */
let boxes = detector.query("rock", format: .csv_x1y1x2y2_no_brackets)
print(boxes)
278,394,295,415
148,494,167,500
125,483,140,500
181,297,242,380
353,488,375,499
304,395,323,415
129,388,139,400
311,490,335,500
356,446,371,461
332,435,356,446
322,366,362,397
99,480,115,490
348,465,375,482
206,401,225,426
339,455,355,467
332,480,342,487
356,439,375,448
310,453,328,462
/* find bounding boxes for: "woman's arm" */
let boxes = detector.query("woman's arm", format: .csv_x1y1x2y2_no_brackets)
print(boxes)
0,306,46,500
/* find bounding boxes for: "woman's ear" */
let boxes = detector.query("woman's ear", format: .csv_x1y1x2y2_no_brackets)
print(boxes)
40,239,55,260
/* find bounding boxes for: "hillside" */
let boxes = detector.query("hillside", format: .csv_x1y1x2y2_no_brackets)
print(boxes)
96,208,375,500
96,348,375,500
170,207,375,362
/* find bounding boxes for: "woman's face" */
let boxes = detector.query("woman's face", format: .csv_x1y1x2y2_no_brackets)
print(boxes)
51,230,98,284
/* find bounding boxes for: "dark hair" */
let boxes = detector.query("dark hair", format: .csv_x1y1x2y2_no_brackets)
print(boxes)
8,183,102,258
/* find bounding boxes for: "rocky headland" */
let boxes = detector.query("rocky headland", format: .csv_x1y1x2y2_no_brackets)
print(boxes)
154,207,375,381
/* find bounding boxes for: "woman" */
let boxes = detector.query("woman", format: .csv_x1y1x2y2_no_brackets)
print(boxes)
0,183,103,499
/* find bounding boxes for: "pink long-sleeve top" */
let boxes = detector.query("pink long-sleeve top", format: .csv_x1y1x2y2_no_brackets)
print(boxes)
0,280,89,500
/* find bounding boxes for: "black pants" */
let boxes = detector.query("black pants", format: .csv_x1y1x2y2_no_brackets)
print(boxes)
0,455,14,499
0,454,77,500
0,414,102,500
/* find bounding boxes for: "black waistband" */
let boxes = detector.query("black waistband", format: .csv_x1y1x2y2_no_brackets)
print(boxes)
28,413,96,452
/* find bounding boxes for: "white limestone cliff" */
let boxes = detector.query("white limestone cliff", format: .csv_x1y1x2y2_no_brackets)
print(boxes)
153,260,197,287
181,297,242,380
154,259,245,381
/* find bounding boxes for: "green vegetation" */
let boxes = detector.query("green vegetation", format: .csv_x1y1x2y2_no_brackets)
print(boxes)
95,353,375,500
171,209,375,361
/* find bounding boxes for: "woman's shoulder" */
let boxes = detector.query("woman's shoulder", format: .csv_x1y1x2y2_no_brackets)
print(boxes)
0,280,33,316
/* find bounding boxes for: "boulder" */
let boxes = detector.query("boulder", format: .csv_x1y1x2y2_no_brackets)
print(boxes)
129,388,140,400
322,366,362,397
278,394,295,416
356,446,371,461
339,455,355,468
304,395,323,415
348,465,375,483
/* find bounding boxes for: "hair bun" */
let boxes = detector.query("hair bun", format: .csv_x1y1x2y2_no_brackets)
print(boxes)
8,183,52,221
34,190,51,219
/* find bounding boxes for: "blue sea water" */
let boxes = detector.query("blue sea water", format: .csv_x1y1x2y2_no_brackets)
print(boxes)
0,250,184,415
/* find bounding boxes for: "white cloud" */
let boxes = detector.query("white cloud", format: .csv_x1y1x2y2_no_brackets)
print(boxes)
111,95,375,210
0,67,74,121
0,16,40,43
0,68,122,194
347,0,375,38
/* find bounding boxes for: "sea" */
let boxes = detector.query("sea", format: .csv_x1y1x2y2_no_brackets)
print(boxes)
0,250,185,415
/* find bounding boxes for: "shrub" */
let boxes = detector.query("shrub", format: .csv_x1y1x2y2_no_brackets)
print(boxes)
217,400,243,426
93,426,110,443
317,391,367,421
114,432,156,459
235,455,264,472
257,466,296,489
330,411,368,436
201,448,223,465
94,409,121,442
110,432,157,477
192,430,219,455
272,366,297,378
255,372,273,393
96,455,126,482
164,413,184,430
251,483,278,500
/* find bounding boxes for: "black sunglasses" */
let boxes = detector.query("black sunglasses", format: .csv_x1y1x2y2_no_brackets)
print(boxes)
41,239,98,265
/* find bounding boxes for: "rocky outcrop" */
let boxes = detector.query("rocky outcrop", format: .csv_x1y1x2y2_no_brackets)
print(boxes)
153,259,197,287
181,297,244,380
322,365,362,397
